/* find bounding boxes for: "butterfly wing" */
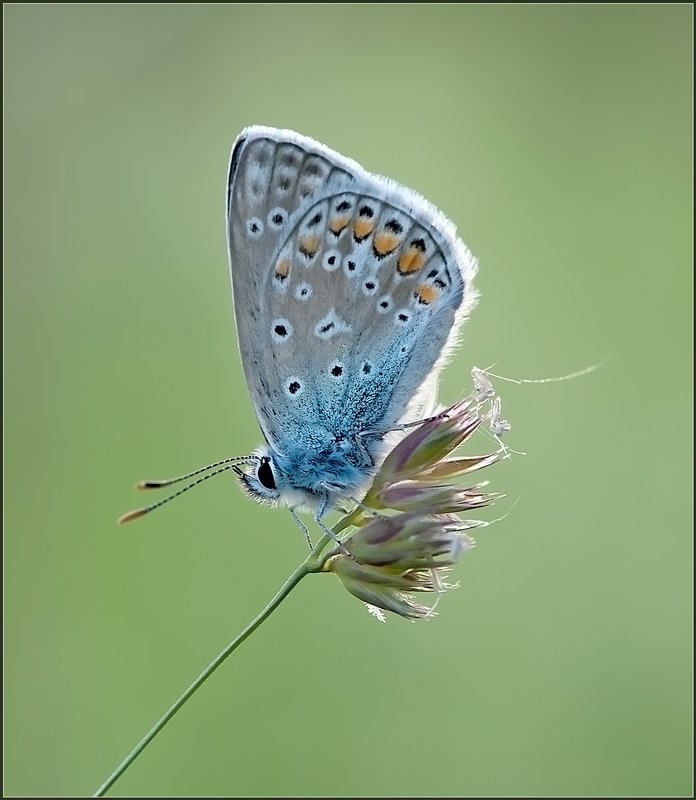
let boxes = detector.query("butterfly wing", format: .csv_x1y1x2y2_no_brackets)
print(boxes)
226,126,478,456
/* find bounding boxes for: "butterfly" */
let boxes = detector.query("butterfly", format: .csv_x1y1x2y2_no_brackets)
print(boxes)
120,126,478,541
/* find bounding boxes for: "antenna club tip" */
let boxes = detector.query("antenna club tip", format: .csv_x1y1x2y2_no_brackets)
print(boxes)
118,507,148,524
137,480,168,490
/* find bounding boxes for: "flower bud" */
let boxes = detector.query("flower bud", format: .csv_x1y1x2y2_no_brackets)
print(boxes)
376,399,483,487
341,512,474,569
326,554,457,621
379,480,500,514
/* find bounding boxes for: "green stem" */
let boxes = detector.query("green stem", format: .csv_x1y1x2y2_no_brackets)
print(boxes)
93,542,330,797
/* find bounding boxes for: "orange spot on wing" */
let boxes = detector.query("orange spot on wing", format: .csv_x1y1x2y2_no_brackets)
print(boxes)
298,235,321,258
373,232,400,256
397,248,426,275
414,283,439,305
274,259,291,279
353,219,375,241
329,216,350,235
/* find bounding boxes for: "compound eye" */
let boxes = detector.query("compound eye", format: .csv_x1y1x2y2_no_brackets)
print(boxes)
257,457,276,490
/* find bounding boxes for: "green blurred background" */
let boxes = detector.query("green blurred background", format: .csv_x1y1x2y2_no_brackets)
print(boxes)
4,5,692,797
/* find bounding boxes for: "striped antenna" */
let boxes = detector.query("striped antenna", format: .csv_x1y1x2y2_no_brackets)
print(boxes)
135,455,255,490
118,456,255,524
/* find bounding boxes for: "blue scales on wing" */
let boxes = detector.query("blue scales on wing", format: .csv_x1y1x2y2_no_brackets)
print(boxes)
227,126,478,497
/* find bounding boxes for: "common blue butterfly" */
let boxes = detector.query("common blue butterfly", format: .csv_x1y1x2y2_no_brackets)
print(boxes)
121,126,478,540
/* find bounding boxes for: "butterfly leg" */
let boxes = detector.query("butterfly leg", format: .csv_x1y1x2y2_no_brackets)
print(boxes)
289,507,313,549
357,410,451,440
352,433,376,468
290,500,351,555
314,496,352,555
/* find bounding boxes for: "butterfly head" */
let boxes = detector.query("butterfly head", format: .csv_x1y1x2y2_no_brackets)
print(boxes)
234,449,282,507
234,446,327,512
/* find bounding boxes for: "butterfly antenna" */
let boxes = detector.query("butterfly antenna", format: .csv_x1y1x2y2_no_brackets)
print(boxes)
118,464,248,524
135,456,255,490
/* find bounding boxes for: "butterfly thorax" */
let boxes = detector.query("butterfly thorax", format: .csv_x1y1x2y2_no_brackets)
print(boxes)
272,433,375,501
